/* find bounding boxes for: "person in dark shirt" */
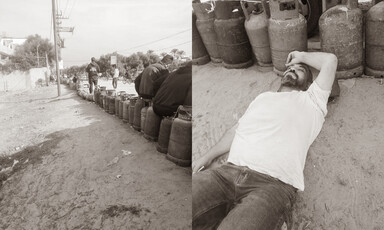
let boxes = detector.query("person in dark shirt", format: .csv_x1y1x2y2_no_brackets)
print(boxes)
85,57,100,94
152,61,192,117
134,54,174,99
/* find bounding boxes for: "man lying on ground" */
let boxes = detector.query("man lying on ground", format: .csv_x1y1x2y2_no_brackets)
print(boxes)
192,51,338,230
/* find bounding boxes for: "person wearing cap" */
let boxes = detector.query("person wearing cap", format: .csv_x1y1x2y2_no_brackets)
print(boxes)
192,51,338,229
134,54,174,100
86,57,100,94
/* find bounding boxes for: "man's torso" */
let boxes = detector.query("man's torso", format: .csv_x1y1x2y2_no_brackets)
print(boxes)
227,82,330,191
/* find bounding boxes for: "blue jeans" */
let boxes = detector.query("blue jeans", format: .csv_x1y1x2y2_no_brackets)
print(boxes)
192,163,297,230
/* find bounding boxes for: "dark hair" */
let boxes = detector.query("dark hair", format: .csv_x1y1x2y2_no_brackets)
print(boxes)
300,63,313,85
111,64,116,68
161,54,173,62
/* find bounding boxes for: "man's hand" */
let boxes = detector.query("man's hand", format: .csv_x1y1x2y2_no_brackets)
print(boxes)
284,51,338,91
192,155,213,174
192,124,238,174
285,51,303,67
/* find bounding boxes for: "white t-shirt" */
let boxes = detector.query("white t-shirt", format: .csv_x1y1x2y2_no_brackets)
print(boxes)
227,81,330,191
113,68,119,79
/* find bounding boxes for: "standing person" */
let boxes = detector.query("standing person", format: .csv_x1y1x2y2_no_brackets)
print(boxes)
86,57,100,94
112,64,119,89
192,51,338,229
152,61,192,117
134,54,174,99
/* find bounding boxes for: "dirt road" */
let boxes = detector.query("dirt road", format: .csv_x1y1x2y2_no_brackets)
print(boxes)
192,63,384,229
0,85,191,229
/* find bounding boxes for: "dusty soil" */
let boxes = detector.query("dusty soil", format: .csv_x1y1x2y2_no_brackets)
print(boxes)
192,63,384,230
0,84,191,229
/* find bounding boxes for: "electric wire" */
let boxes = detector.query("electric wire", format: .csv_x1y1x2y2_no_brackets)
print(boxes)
117,29,191,53
68,0,78,18
63,0,70,16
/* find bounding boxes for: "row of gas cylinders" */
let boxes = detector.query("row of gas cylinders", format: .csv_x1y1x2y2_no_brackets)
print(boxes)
192,0,384,78
92,87,192,167
60,78,77,90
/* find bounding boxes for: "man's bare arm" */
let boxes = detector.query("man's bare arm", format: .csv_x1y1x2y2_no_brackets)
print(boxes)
286,51,338,91
192,124,238,174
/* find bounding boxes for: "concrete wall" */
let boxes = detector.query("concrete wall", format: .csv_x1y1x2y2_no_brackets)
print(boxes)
0,67,49,92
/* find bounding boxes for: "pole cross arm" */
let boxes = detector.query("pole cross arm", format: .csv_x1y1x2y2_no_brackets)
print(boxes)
58,27,75,33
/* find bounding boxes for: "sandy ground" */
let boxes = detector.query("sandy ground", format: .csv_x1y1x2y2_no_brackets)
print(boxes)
192,63,384,229
0,84,191,229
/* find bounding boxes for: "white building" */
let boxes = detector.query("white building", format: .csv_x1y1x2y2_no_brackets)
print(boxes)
0,37,26,64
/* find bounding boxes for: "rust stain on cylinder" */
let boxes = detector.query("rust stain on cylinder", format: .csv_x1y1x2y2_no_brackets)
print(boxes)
269,14,307,74
319,3,363,79
193,2,222,63
214,1,253,69
192,12,210,65
244,2,272,66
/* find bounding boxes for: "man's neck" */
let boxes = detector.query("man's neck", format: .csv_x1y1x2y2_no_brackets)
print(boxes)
277,85,301,92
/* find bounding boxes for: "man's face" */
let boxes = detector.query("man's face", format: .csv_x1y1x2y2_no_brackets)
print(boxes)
281,64,309,90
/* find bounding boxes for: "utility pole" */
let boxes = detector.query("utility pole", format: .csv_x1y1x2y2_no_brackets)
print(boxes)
56,10,74,83
36,43,40,67
52,0,61,96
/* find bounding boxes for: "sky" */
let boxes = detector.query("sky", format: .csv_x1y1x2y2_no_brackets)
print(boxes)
0,0,192,67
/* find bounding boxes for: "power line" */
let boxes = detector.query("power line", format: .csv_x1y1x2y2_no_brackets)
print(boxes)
154,41,191,52
117,29,191,54
68,0,78,18
63,0,70,16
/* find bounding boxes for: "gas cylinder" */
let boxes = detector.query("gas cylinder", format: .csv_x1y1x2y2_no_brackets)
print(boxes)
128,98,137,126
94,88,100,105
104,96,110,113
167,106,192,167
105,90,116,113
192,12,211,65
268,0,307,76
115,96,120,116
100,93,105,109
319,0,363,79
122,100,130,123
156,117,173,154
99,87,106,108
242,0,272,66
109,95,116,114
193,2,222,63
133,98,144,131
214,1,253,69
365,1,384,77
119,94,128,119
140,106,149,134
143,106,162,142
87,93,93,101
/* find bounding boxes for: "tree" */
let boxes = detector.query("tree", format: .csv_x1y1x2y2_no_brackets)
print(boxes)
11,34,55,71
147,50,160,65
